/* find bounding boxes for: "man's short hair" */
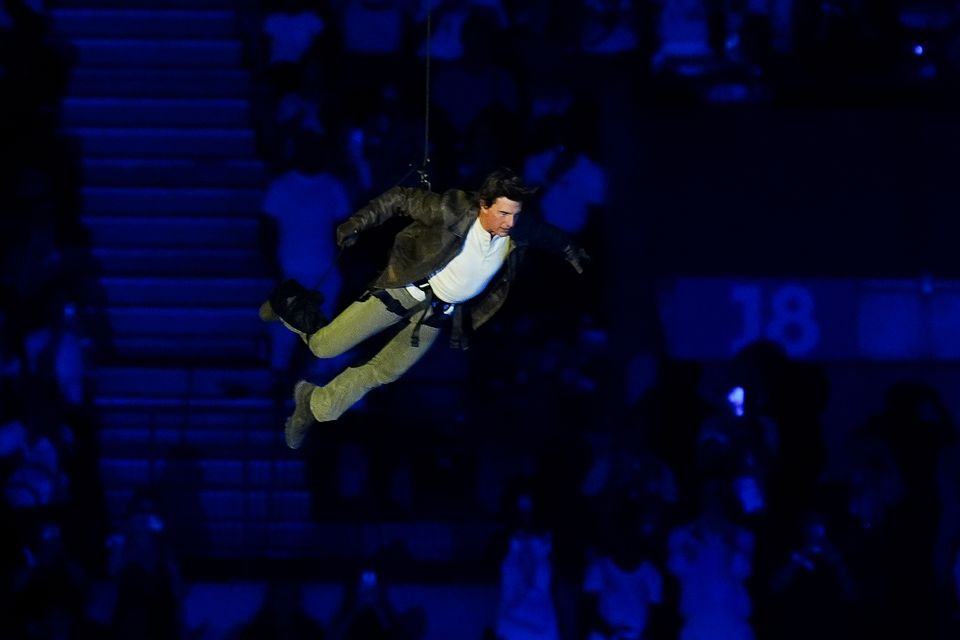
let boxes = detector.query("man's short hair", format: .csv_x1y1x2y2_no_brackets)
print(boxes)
477,168,538,207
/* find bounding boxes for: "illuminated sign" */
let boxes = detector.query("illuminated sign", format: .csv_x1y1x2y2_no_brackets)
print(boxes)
658,278,960,361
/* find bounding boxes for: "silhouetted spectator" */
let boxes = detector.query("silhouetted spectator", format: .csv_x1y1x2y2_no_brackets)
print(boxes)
581,499,664,640
494,486,560,640
254,0,335,168
235,580,324,639
653,0,714,70
0,0,74,128
668,479,755,640
328,567,426,640
106,489,185,640
262,0,327,86
833,429,906,637
3,421,66,509
261,133,349,379
762,508,857,640
855,381,955,637
634,360,714,506
9,518,94,639
727,341,828,560
578,0,640,56
332,0,416,100
521,112,608,238
435,6,517,130
335,82,425,200
695,410,777,516
269,60,331,167
416,0,508,61
3,379,72,512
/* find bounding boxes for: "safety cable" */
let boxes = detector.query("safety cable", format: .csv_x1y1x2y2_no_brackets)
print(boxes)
419,0,432,191
307,0,435,291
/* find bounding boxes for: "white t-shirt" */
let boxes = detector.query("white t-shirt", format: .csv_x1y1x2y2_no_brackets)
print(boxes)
583,555,663,640
655,0,712,59
407,216,510,305
668,523,755,640
262,171,349,315
264,12,325,64
496,533,560,640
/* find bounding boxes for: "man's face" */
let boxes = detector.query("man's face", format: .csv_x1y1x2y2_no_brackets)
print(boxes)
478,197,522,237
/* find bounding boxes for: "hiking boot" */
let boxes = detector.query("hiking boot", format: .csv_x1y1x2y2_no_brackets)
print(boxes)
284,380,317,449
262,279,327,334
258,300,279,322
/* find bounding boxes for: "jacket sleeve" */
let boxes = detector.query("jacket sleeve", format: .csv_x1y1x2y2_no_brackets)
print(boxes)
341,187,442,236
522,217,591,273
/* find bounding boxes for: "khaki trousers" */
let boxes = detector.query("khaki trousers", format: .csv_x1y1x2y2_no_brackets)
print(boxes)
293,287,442,421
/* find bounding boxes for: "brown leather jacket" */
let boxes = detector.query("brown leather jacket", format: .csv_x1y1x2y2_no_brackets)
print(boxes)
339,186,585,345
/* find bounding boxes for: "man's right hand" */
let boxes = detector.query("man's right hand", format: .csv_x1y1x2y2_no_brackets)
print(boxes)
336,220,360,248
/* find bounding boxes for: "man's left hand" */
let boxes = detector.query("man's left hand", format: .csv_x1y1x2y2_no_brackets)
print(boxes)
565,246,591,274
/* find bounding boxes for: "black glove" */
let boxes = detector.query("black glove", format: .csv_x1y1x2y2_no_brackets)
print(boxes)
565,246,591,274
336,219,360,249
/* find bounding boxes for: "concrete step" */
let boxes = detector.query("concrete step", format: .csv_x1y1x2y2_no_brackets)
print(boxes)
202,521,354,558
107,336,266,364
94,398,282,450
58,0,236,7
134,489,313,522
84,217,261,248
94,396,275,429
99,277,271,306
92,247,265,276
99,489,311,524
82,158,266,187
160,521,349,558
82,187,261,216
94,366,273,398
52,9,236,38
224,520,496,562
200,521,333,558
99,458,306,490
74,38,242,67
68,68,250,98
98,427,278,459
95,395,272,408
199,490,313,520
64,98,250,127
103,307,263,337
72,127,256,158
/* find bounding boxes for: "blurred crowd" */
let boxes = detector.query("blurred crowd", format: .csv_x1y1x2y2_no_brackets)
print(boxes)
478,340,960,639
246,0,960,195
0,0,109,637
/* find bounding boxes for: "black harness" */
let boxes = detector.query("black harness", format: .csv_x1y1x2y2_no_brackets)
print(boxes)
362,284,457,348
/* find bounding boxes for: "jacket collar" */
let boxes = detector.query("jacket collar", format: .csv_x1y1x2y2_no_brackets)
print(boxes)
444,189,479,237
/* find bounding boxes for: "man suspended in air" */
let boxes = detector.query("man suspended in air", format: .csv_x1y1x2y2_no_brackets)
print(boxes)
260,168,590,449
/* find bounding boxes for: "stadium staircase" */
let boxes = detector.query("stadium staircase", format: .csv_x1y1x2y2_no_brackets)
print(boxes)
52,0,493,577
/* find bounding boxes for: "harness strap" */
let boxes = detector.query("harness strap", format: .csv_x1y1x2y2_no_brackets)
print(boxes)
410,281,457,346
365,285,457,349
366,288,416,317
409,286,435,347
447,305,469,350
